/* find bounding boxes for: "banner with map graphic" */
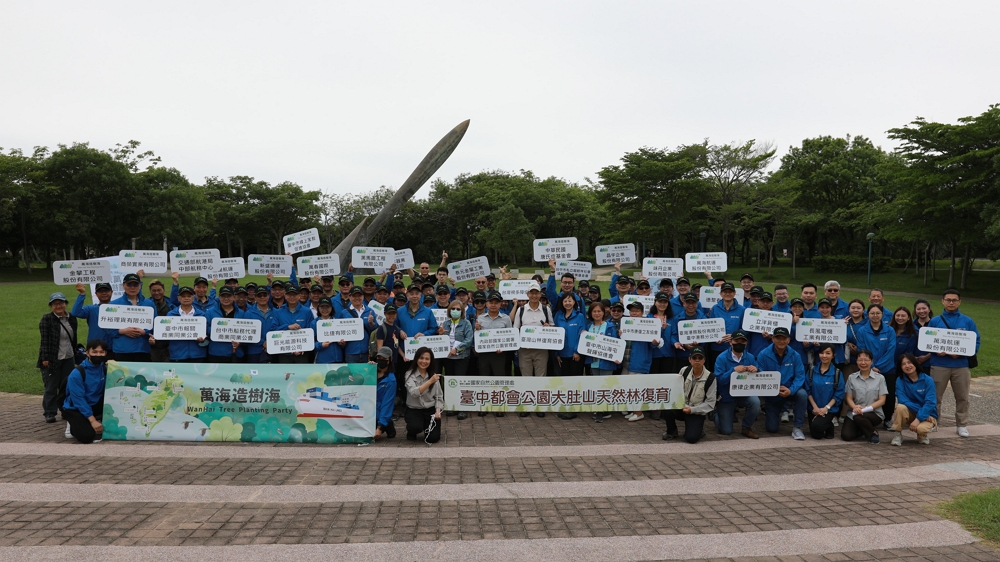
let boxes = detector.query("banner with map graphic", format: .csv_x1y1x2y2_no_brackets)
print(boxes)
101,361,376,444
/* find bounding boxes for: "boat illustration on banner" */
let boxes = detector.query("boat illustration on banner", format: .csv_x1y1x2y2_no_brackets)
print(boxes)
294,387,364,419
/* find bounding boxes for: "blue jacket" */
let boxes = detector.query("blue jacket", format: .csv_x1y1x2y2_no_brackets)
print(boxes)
396,303,439,352
709,300,745,353
554,309,587,358
441,318,474,359
828,299,850,319
376,372,397,430
846,318,866,363
747,331,771,358
169,284,217,312
670,308,710,360
109,294,158,354
713,350,758,403
311,316,346,363
337,305,378,356
756,344,806,395
801,302,821,319
205,305,246,358
805,364,845,413
545,275,586,315
274,303,315,332
894,330,918,365
626,336,664,374
243,305,277,355
166,307,208,361
788,323,808,367
649,314,675,358
896,372,939,421
71,294,118,351
772,300,791,314
62,359,107,418
857,321,897,374
584,321,619,371
927,309,980,369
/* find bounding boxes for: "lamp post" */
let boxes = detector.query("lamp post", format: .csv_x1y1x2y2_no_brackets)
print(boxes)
699,232,706,252
866,232,875,286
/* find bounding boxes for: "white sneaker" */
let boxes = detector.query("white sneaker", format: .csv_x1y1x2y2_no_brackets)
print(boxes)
891,434,903,447
832,417,840,427
626,413,644,422
931,425,937,432
780,411,790,423
92,439,102,444
791,428,805,440
957,426,970,438
918,436,931,445
64,422,72,439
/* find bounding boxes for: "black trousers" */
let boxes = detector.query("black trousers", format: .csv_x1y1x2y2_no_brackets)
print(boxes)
882,371,897,424
114,352,151,362
274,353,308,364
555,355,585,377
208,354,235,363
404,407,441,443
443,357,470,377
479,353,508,377
663,410,706,444
841,412,882,441
808,411,838,439
63,397,104,444
650,357,675,374
41,358,75,416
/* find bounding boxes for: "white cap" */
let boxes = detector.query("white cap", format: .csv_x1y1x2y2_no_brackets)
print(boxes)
527,281,541,292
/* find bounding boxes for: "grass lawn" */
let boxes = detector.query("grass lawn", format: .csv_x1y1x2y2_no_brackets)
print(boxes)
3,265,1000,394
939,488,1000,547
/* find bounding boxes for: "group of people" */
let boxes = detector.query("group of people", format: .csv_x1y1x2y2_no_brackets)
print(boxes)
39,251,980,447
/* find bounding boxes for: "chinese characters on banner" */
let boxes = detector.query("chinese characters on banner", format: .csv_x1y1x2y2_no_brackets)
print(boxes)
266,329,315,354
595,244,636,266
498,279,534,301
729,371,781,397
641,258,684,280
449,256,490,282
554,260,592,281
154,317,207,340
297,254,341,278
394,249,415,271
618,316,662,342
533,237,579,262
684,252,728,273
519,326,565,350
52,259,112,285
247,254,292,276
917,328,977,356
210,318,262,343
118,250,168,274
98,304,155,330
351,247,393,272
677,318,726,345
283,227,321,254
403,335,451,360
576,332,626,362
622,294,656,313
171,249,221,275
741,309,793,334
474,328,520,353
796,318,847,344
315,318,365,343
207,257,246,279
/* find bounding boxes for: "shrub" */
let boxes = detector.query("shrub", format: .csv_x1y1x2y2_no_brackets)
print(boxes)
811,255,893,273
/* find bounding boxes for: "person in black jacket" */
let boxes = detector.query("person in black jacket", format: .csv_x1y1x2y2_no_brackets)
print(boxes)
37,292,78,423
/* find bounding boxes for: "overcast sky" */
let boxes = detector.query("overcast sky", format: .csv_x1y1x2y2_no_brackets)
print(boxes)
3,2,998,198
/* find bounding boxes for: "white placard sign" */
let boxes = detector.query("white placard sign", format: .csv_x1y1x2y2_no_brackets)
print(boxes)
352,246,394,273
555,260,592,281
403,335,451,360
315,318,365,343
98,304,155,330
618,316,662,342
677,318,727,345
576,332,626,362
297,253,341,278
685,252,728,273
642,258,685,280
432,308,448,326
154,316,207,340
171,249,221,275
210,318,262,343
394,249,415,271
519,326,565,350
248,254,292,276
796,318,847,344
448,256,490,282
266,329,315,355
596,243,636,266
622,294,656,313
53,259,112,285
699,287,745,309
118,250,168,274
742,309,793,334
918,327,977,357
729,371,781,397
208,257,246,280
533,237,579,262
474,327,520,353
498,279,534,301
283,227,321,254
90,256,123,302
368,300,386,323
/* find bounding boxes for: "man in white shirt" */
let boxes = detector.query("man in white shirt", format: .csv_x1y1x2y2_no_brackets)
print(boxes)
513,282,554,379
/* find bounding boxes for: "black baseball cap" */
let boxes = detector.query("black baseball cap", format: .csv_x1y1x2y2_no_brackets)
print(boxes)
818,298,833,306
393,280,406,289
123,273,141,284
690,347,705,358
349,286,363,296
384,303,397,313
321,275,335,281
271,280,285,288
219,286,234,296
691,283,703,291
435,284,450,294
760,292,773,301
610,301,625,310
310,284,324,293
741,273,754,281
455,287,468,295
659,278,674,287
750,285,764,295
790,298,805,307
193,276,208,286
578,280,590,287
178,286,195,295
423,294,435,304
224,277,238,284
393,293,406,302
485,273,496,280
235,286,248,295
655,292,671,301
732,330,748,341
682,292,699,302
487,291,503,301
376,284,389,293
363,277,377,285
255,286,269,295
245,282,258,291
407,284,422,293
676,277,691,286
720,282,736,292
772,327,791,338
473,291,488,302
616,276,630,285
637,279,650,289
626,301,644,312
318,297,332,307
421,280,434,289
95,283,113,291
338,275,352,285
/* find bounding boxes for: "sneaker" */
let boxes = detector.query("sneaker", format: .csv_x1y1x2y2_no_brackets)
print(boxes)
92,439,102,444
918,436,931,445
662,431,677,440
741,427,759,439
519,412,530,418
457,412,468,420
870,433,880,444
780,411,790,423
957,426,970,438
791,428,805,440
44,414,56,424
891,434,903,447
883,422,895,432
64,422,72,439
832,417,840,427
477,412,487,417
626,413,644,422
536,412,545,418
931,425,937,432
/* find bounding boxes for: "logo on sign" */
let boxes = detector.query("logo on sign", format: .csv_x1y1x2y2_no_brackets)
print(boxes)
217,320,229,325
801,320,813,326
271,333,282,339
682,322,694,328
159,318,170,324
524,328,536,333
646,259,655,264
409,338,420,345
285,235,295,241
558,262,568,266
689,254,699,259
478,332,489,337
356,249,366,254
598,247,608,252
123,252,135,257
624,319,635,325
105,307,118,312
301,258,311,263
321,321,333,327
584,334,596,341
174,253,186,258
749,311,760,317
252,257,263,261
925,330,938,335
735,374,748,380
448,379,458,388
59,263,73,268
537,241,547,247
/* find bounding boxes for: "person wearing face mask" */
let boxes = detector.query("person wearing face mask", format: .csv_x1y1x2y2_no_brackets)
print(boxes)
61,339,109,443
442,300,474,419
712,330,761,439
373,347,397,440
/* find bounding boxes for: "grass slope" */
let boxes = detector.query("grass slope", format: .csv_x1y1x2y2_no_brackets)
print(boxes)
939,488,1000,547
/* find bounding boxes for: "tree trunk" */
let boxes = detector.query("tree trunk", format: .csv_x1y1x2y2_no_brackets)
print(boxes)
792,236,797,280
20,212,31,274
672,235,679,260
931,243,938,281
947,240,956,288
960,243,971,290
922,242,929,287
902,242,913,274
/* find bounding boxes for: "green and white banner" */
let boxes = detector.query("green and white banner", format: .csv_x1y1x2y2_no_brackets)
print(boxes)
102,361,376,443
443,374,685,413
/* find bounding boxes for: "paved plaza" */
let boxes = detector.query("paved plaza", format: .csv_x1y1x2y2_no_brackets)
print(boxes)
1,380,999,561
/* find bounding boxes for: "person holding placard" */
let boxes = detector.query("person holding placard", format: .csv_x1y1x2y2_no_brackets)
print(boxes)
337,287,377,364
912,299,934,373
156,286,208,363
709,283,745,369
584,302,621,423
546,259,585,314
373,347,397,440
513,282,553,382
398,284,443,377
272,286,314,364
756,327,807,440
554,292,587,383
927,289,980,438
375,303,404,392
204,287,246,363
110,273,157,362
662,347,716,443
61,339,109,444
147,280,174,362
623,301,664,422
37,292,78,423
856,304,897,430
311,298,345,364
442,300,473,416
234,285,250,314
649,292,676,375
713,330,760,439
747,286,763,310
608,276,633,305
607,301,626,376
806,344,845,439
841,350,887,443
188,276,217,312
431,284,452,310
805,299,846,368
671,292,710,364
244,287,275,363
266,279,288,310
71,281,118,357
747,292,775,358
475,292,513,399
332,275,353,315
404,347,443,443
890,354,938,446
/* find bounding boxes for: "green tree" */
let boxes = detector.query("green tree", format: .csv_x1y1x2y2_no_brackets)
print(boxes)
704,141,775,256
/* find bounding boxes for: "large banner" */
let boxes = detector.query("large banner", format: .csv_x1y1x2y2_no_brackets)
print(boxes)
443,374,685,413
102,361,376,443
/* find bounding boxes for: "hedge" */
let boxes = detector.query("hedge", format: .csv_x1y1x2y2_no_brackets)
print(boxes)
811,255,893,273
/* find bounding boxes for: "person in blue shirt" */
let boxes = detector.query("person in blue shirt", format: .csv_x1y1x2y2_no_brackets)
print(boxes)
844,299,867,372
110,273,158,362
713,330,761,439
709,283,745,368
373,347,397,439
927,289,980,438
669,277,692,311
61,339,109,444
623,301,665,422
608,276,633,305
396,284,442,368
332,275,354,316
648,292,676,374
891,353,938,446
271,286,315,364
756,327,807,440
800,283,821,318
822,280,851,319
311,298,345,364
738,274,755,308
545,259,586,314
70,282,118,354
204,286,246,362
890,306,918,374
671,292,709,363
154,286,208,362
787,298,809,367
856,304,897,429
169,275,217,312
553,292,587,378
244,286,275,363
747,292,776,358
771,285,791,314
806,343,845,439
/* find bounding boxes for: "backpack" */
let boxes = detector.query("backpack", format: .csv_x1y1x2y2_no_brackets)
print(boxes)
680,366,716,402
518,304,551,325
368,326,381,361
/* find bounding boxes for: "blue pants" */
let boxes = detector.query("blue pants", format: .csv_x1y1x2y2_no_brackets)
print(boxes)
764,388,808,433
714,396,760,435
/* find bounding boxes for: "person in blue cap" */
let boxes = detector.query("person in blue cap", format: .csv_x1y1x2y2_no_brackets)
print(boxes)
70,281,117,356
109,273,157,362
756,327,808,440
713,330,760,439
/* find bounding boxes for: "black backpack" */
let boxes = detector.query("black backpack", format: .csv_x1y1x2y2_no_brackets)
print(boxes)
680,366,716,402
808,364,840,392
518,304,551,325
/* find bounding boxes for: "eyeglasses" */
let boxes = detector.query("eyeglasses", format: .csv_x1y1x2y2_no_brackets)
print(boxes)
943,298,960,303
690,356,705,361
124,282,140,287
826,288,839,293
